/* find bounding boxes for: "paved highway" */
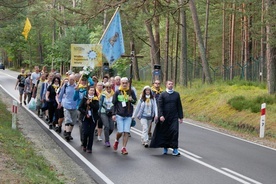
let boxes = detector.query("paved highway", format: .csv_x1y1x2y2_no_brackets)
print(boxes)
0,69,275,184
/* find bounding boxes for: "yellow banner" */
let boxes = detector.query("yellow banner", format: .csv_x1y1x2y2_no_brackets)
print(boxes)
22,18,32,40
71,44,102,68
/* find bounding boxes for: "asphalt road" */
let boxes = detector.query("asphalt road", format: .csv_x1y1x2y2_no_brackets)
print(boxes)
0,69,275,184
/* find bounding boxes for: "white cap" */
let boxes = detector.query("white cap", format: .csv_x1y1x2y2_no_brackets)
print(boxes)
143,85,151,91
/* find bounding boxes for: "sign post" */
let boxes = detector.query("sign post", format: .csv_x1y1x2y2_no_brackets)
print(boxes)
12,100,18,129
259,103,266,138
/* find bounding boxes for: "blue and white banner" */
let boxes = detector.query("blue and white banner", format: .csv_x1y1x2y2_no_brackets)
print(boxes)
100,11,125,64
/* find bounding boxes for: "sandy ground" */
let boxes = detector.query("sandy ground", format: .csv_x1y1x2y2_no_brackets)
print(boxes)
0,88,96,184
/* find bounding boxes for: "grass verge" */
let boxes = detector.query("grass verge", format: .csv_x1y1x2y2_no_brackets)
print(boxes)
0,101,63,184
133,79,276,140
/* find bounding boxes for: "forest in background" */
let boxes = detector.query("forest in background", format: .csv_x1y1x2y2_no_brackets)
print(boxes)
0,0,275,94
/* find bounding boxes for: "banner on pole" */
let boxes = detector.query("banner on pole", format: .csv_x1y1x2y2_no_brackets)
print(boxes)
99,10,125,65
22,18,32,40
71,44,102,68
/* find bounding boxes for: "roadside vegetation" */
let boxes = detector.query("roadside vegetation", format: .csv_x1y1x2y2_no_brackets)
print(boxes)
0,102,63,183
133,79,276,140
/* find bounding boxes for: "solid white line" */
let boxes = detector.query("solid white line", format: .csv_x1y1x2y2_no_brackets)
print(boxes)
0,84,114,184
222,168,262,184
178,148,202,159
184,121,276,151
0,71,17,79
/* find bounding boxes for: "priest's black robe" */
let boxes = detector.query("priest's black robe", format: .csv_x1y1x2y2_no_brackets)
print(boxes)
150,91,183,149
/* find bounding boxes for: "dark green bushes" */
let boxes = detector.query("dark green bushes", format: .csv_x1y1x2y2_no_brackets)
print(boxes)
227,95,276,113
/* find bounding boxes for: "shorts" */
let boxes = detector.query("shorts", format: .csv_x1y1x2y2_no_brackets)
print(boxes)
18,86,24,95
57,107,64,119
97,117,103,128
64,108,78,126
116,115,132,133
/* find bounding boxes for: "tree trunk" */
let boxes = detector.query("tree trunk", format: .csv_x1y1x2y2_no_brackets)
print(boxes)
243,3,249,80
266,0,276,94
189,0,212,84
174,9,180,85
164,6,170,82
230,2,236,80
145,22,159,68
222,1,227,80
260,0,265,82
153,16,161,66
204,0,210,51
130,41,140,81
179,0,188,86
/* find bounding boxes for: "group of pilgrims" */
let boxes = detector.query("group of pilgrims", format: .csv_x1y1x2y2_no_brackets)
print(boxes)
15,65,184,156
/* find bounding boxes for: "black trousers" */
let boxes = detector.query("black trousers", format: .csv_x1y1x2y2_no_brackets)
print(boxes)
82,118,96,150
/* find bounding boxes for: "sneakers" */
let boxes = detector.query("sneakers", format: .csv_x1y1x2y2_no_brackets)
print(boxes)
97,136,102,141
64,132,70,141
172,148,180,156
105,141,111,147
121,147,128,155
113,141,119,150
144,143,149,148
45,116,49,122
49,123,53,129
163,148,168,155
83,147,87,152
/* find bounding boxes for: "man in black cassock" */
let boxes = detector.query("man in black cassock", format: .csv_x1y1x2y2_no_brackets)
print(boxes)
150,80,184,156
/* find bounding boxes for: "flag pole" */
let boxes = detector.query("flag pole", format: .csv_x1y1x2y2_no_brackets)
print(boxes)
98,6,121,44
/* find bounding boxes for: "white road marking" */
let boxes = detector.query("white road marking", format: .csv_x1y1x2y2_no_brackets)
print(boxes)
131,126,258,184
0,72,269,184
184,121,276,151
222,168,262,184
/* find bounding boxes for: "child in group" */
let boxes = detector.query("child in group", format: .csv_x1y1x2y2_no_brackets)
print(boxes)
133,86,158,147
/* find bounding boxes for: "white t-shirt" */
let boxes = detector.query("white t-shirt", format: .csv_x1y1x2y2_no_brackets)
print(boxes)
31,72,41,85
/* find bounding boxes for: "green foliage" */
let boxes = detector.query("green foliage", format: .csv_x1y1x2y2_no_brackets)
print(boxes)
228,94,276,113
0,101,63,183
111,58,129,77
227,96,248,111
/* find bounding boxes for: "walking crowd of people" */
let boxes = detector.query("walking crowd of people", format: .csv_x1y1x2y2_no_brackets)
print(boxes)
15,65,184,156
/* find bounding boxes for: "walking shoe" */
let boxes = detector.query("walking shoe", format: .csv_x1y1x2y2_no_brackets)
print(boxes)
45,116,49,122
172,148,180,156
163,148,168,155
121,147,128,155
49,123,53,129
69,135,73,140
58,126,62,133
113,141,119,150
97,136,102,141
82,147,87,152
105,141,111,147
64,132,70,141
144,143,149,148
